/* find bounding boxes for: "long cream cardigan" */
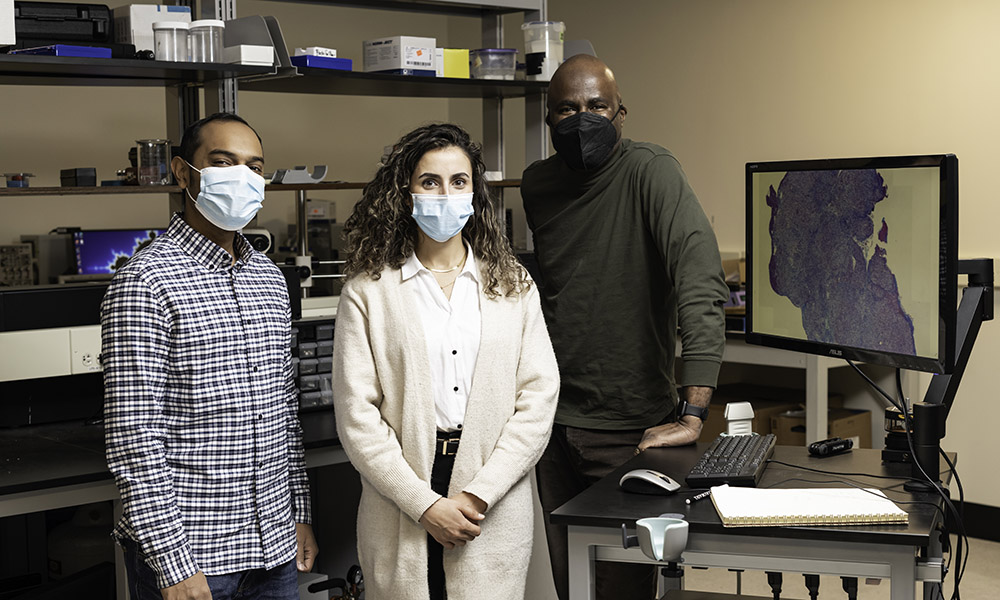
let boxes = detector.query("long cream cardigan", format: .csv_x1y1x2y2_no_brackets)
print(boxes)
332,264,559,600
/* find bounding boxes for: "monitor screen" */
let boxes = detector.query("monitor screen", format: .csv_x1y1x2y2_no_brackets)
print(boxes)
73,229,166,275
745,155,957,373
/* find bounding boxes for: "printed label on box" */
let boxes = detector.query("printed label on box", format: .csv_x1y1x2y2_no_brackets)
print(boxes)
405,45,432,67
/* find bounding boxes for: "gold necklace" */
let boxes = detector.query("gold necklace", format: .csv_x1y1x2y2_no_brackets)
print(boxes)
426,249,468,273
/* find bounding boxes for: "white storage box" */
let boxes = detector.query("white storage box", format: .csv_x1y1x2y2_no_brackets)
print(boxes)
363,35,435,74
295,46,337,58
223,44,274,66
114,4,192,53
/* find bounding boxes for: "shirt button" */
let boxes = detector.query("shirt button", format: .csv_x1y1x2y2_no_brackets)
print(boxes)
457,424,463,430
453,386,459,392
452,350,457,355
253,365,259,372
258,414,263,420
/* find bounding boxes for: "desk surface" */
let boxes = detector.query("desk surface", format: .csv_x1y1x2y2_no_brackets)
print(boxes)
551,444,949,547
0,411,339,496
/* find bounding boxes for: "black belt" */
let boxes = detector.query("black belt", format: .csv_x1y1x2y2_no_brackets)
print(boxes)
435,430,461,456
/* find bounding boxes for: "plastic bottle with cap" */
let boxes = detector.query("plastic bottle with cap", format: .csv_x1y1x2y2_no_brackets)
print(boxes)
190,19,226,63
152,21,190,62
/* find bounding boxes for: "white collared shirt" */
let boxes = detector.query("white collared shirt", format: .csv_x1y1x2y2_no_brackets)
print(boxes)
401,246,482,432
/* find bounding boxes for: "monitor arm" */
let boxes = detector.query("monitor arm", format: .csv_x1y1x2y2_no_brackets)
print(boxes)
904,259,993,492
923,258,994,416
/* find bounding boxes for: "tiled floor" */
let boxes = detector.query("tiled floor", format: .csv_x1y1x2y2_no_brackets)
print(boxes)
682,535,999,598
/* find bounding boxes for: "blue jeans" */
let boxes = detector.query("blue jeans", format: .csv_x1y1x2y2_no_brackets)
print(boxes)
121,538,298,600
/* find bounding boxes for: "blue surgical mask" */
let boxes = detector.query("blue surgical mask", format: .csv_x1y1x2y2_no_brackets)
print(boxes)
184,161,265,231
411,193,475,243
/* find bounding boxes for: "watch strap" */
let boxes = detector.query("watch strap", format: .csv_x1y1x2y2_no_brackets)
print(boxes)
678,399,709,422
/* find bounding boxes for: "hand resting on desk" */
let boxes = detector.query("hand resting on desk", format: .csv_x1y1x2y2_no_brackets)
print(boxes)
636,386,711,452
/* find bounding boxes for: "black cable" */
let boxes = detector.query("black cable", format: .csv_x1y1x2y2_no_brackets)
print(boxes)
845,360,966,600
841,576,858,600
762,474,948,523
803,573,819,600
766,458,938,482
891,369,967,600
940,448,968,598
766,571,782,600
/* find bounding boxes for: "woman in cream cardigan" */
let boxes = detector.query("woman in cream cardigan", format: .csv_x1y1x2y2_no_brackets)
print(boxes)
332,123,559,600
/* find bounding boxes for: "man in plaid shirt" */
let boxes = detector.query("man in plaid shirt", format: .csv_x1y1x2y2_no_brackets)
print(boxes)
101,113,317,600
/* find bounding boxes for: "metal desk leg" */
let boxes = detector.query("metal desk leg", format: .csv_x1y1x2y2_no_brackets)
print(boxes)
567,526,609,600
922,531,944,600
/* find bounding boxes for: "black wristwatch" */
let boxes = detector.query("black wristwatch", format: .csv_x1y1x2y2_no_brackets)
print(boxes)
677,399,709,422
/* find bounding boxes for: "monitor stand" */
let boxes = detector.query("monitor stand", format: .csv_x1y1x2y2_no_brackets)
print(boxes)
904,259,993,493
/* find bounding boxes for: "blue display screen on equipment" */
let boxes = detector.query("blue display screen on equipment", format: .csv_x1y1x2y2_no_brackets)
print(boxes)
73,229,165,275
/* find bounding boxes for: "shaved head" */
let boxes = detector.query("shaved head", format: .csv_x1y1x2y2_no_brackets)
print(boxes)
545,55,627,164
548,55,621,112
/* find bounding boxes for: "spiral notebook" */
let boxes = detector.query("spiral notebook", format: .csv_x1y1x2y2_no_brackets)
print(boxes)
710,484,909,527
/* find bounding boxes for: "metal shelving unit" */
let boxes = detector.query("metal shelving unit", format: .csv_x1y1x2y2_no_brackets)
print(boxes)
0,55,274,86
238,67,548,97
0,179,525,197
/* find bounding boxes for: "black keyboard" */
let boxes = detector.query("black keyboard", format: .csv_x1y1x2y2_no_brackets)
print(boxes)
685,433,776,488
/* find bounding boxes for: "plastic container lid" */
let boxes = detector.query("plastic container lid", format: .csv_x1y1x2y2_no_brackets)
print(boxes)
153,21,190,30
472,48,517,53
190,19,225,29
522,21,565,28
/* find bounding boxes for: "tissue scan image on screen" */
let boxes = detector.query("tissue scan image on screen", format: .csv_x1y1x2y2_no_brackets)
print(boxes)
751,167,940,359
74,229,165,274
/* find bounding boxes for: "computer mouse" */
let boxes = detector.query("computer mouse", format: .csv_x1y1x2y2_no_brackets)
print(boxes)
619,469,682,495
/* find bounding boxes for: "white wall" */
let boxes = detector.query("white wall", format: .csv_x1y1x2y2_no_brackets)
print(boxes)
548,0,1000,507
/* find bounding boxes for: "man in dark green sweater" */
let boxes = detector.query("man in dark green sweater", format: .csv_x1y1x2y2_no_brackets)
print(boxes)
522,55,728,600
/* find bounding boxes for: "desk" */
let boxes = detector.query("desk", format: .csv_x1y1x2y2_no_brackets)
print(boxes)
551,444,949,600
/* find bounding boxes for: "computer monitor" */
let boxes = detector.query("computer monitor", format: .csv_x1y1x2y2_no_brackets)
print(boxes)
745,154,958,374
72,229,166,276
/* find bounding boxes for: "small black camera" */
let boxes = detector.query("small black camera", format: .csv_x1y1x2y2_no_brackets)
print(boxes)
808,437,853,457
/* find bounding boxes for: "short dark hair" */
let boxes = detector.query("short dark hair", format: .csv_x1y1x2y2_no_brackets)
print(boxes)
177,112,262,163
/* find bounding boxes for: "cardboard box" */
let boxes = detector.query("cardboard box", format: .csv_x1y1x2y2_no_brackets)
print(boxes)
698,384,843,442
771,408,872,448
435,48,469,78
113,4,192,52
721,257,746,284
363,35,435,74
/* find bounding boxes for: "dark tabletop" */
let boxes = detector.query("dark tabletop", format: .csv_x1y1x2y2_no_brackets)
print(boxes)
0,411,339,496
550,443,951,547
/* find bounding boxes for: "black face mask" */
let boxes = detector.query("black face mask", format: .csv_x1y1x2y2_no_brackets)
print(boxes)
550,106,622,171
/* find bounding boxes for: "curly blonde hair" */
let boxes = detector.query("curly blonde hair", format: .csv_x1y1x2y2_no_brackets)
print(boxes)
343,123,530,298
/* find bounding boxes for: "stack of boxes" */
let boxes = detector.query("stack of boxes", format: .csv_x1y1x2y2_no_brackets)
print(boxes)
291,319,335,411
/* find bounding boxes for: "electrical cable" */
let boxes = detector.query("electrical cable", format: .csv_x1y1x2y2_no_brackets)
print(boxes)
803,573,819,600
761,474,948,523
893,369,967,600
844,360,967,600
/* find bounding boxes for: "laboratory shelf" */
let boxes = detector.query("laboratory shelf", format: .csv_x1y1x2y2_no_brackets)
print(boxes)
0,180,523,197
0,55,275,87
262,0,543,16
239,67,548,98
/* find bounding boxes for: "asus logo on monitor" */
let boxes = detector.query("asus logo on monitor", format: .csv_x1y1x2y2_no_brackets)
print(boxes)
829,349,843,357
